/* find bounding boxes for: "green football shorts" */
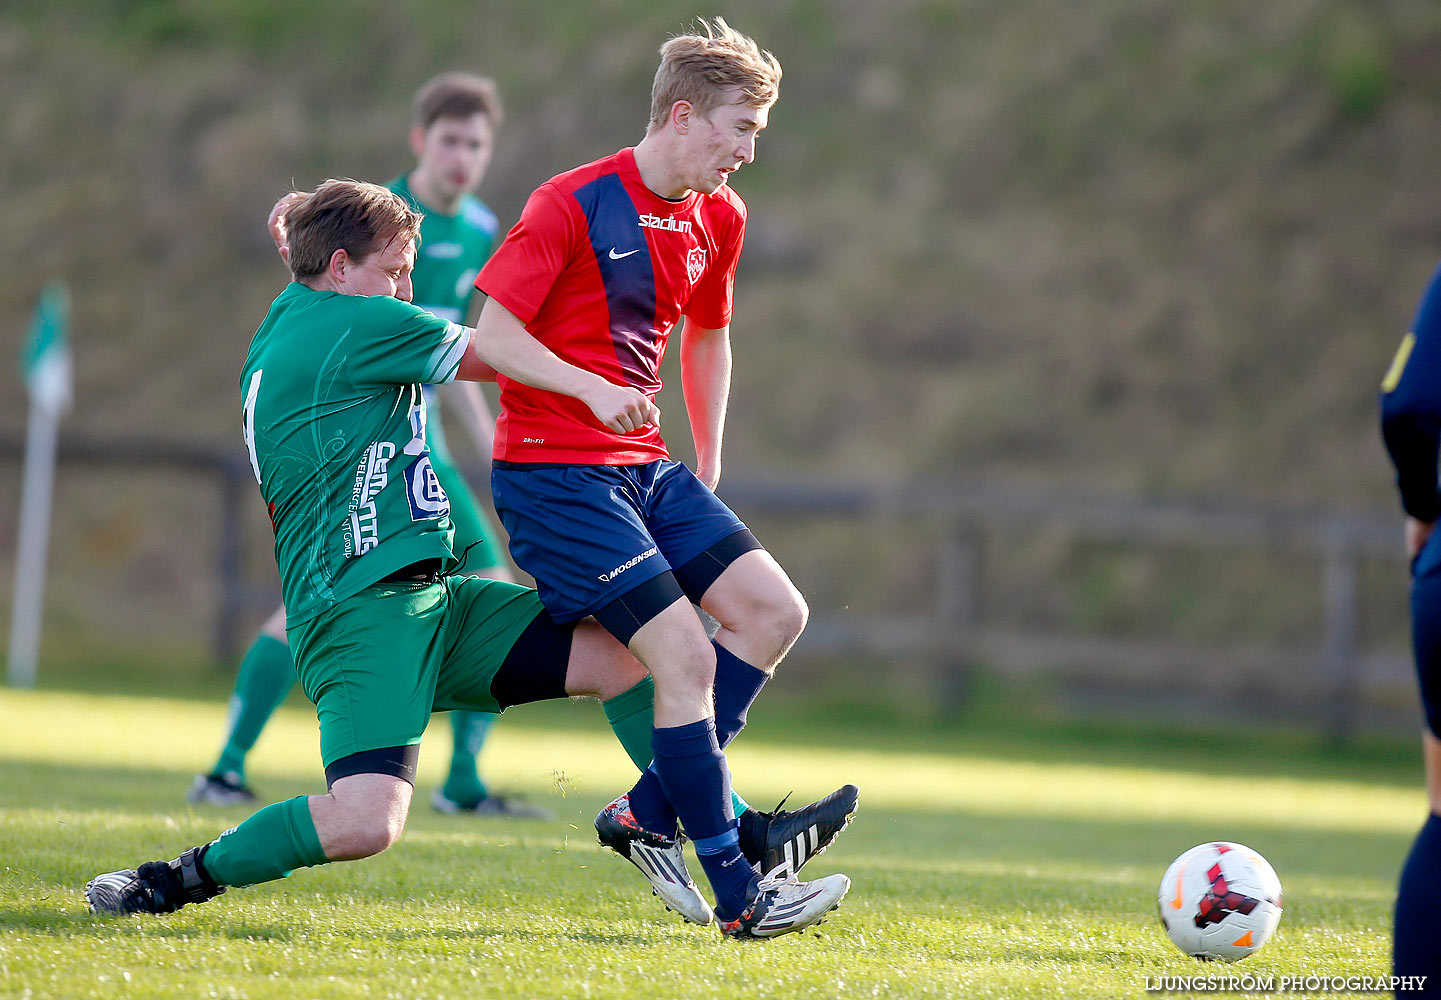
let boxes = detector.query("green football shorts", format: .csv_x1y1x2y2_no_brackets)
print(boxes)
287,574,543,770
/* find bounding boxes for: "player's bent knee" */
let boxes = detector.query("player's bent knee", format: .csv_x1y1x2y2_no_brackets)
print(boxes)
328,810,404,860
641,630,717,703
671,641,718,693
749,585,807,659
704,550,808,648
778,587,809,643
318,762,415,860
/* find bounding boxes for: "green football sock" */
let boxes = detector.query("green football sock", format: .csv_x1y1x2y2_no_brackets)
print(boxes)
441,711,494,806
212,634,296,779
601,676,657,771
201,795,328,887
601,676,750,818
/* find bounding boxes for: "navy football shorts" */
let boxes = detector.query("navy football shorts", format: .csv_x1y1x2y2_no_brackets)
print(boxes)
491,459,749,622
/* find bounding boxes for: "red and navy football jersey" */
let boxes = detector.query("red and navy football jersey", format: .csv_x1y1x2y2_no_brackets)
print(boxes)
477,147,746,464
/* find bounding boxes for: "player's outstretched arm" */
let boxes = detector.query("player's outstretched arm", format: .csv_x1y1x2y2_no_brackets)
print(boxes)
454,344,499,384
679,320,732,490
469,297,660,434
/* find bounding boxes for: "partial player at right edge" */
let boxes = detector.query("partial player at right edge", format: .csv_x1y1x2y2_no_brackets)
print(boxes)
1380,262,1441,988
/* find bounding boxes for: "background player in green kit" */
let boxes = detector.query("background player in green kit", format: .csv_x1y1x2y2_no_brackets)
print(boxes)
189,73,541,817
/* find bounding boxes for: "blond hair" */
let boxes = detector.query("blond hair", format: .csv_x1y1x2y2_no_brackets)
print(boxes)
284,179,422,280
412,71,504,131
647,17,781,130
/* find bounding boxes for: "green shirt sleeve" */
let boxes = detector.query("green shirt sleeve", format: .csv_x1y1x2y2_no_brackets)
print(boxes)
348,294,471,388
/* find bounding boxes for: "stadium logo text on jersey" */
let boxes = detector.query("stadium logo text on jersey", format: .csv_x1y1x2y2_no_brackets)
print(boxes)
598,546,658,583
638,213,692,234
404,454,450,522
346,441,396,557
423,242,464,259
687,247,707,284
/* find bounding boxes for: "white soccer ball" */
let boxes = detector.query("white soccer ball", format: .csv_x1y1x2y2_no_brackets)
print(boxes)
1157,841,1283,961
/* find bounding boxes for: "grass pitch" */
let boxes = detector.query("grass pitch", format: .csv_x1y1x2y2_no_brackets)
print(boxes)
0,680,1422,999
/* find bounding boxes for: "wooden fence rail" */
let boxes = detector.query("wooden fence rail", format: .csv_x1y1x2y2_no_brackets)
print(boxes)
0,434,1413,741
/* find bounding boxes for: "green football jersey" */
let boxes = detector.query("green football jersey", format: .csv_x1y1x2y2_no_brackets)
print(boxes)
388,174,499,324
241,282,471,626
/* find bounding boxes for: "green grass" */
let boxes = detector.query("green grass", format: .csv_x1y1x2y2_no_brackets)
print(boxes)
0,681,1422,1000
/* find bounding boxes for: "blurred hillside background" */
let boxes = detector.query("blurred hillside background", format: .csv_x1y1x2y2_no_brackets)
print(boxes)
1,0,1436,729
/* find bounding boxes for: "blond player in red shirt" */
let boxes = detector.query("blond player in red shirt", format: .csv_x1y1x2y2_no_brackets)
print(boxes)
470,18,857,938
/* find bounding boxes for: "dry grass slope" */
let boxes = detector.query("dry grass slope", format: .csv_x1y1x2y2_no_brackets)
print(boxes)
2,0,1438,652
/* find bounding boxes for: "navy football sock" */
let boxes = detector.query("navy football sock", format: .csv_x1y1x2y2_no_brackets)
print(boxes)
626,766,678,838
711,641,769,748
623,644,766,835
1394,812,1441,981
627,768,752,837
694,825,759,922
649,719,755,919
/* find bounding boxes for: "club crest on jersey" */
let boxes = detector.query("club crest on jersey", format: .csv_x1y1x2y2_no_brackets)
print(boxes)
686,246,706,284
403,454,450,521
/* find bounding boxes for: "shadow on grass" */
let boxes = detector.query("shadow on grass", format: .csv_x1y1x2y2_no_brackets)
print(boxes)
0,904,307,942
0,759,320,814
0,906,136,935
344,923,645,946
0,892,675,949
3,758,1413,912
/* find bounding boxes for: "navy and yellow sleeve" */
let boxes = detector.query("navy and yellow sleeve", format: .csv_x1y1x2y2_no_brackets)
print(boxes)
1382,263,1441,522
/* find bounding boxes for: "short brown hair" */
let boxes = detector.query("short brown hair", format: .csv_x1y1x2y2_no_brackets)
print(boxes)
284,179,422,280
411,71,504,131
648,17,781,130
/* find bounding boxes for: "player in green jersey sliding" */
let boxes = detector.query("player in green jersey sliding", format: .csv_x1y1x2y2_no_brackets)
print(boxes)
189,73,543,818
85,179,857,931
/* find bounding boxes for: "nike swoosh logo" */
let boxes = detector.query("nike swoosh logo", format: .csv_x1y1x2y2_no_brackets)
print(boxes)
1171,862,1186,910
609,247,642,260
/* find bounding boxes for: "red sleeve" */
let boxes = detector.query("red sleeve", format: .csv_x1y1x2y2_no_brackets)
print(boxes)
475,183,577,325
684,208,745,330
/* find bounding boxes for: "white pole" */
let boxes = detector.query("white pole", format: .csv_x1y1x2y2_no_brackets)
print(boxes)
7,396,59,688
